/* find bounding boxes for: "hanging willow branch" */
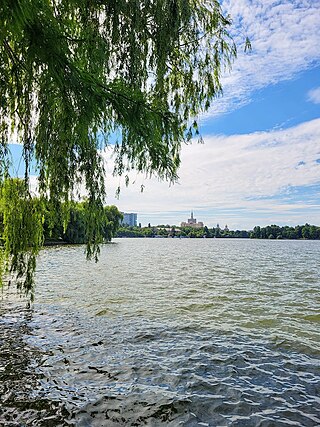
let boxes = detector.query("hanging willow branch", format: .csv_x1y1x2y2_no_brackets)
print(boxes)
0,0,240,295
0,179,44,300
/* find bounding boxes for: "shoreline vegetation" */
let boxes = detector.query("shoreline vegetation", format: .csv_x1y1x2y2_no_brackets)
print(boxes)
40,203,320,243
42,202,123,245
21,199,318,245
116,223,320,240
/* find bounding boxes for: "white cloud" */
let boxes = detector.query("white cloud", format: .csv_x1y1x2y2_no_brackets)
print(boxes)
28,2,320,229
205,0,320,117
102,119,320,228
308,87,320,104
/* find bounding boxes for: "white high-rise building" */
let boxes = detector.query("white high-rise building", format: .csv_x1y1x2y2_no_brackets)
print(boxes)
121,212,137,227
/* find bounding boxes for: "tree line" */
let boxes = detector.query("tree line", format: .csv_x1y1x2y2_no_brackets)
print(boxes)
43,203,123,245
250,224,320,240
116,224,320,239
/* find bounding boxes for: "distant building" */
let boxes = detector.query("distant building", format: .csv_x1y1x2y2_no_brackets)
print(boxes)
121,212,137,227
181,211,204,228
188,211,196,225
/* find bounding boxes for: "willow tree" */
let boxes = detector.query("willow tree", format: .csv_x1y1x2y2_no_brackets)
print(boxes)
0,0,240,296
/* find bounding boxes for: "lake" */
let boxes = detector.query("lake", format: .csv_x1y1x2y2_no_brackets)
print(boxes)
1,238,319,426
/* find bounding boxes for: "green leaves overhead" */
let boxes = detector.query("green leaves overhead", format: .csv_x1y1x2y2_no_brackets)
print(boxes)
1,0,236,190
0,0,238,294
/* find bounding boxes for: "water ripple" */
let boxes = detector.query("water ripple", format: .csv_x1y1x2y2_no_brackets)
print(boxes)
1,239,320,426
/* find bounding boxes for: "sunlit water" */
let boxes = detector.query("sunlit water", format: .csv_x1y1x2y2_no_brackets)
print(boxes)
1,238,320,426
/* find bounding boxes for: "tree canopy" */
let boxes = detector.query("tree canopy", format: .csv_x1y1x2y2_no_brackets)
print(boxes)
0,0,241,295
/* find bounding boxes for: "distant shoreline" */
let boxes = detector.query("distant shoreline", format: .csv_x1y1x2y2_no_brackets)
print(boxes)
116,223,320,240
115,235,320,240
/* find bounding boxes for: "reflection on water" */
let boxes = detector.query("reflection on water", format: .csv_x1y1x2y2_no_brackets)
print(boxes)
0,239,320,426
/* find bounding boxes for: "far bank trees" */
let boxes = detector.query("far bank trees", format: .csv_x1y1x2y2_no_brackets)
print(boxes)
116,224,320,239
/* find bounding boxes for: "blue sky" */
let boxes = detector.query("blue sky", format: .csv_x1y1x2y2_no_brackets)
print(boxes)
201,67,320,136
14,0,320,229
103,0,320,229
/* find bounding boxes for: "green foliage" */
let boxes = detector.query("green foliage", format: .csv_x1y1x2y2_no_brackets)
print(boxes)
0,1,241,294
0,179,122,295
103,206,123,242
0,179,44,299
41,201,122,247
117,223,320,240
1,0,236,188
250,224,320,240
63,203,86,245
62,203,122,247
117,226,147,238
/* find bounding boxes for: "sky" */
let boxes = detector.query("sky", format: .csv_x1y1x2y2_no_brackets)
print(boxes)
103,0,320,228
12,0,320,229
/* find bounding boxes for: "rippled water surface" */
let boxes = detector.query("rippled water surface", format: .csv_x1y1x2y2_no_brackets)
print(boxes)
1,238,320,426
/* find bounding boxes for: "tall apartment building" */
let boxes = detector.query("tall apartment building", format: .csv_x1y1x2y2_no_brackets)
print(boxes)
121,212,137,227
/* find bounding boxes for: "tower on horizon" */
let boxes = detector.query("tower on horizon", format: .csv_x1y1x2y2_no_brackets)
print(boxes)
180,211,204,228
188,211,196,225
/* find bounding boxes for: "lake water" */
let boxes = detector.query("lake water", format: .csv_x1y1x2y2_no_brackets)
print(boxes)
1,238,320,426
